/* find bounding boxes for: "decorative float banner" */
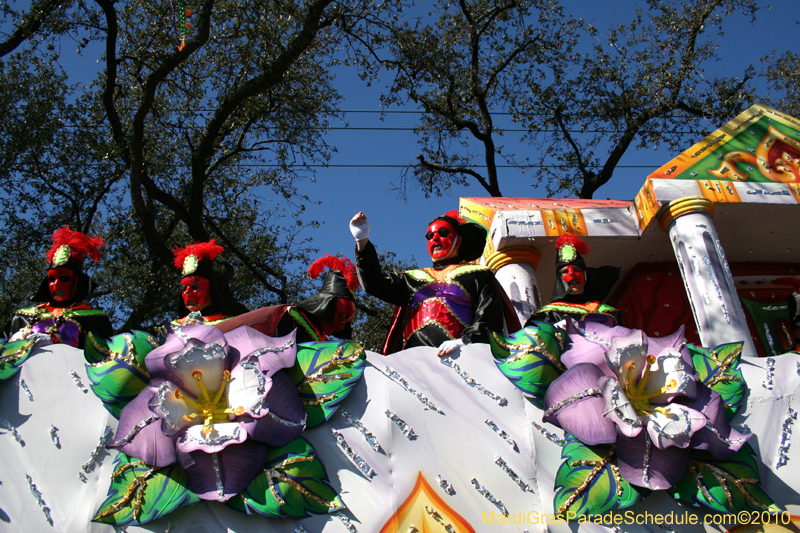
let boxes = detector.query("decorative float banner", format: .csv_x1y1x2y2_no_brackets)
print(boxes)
634,104,800,231
2,325,800,532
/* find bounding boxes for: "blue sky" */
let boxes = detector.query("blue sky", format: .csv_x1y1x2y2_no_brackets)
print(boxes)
297,0,799,268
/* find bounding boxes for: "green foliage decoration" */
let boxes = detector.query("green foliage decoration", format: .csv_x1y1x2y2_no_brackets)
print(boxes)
687,342,745,419
226,437,344,518
93,452,200,526
668,444,781,515
287,340,366,428
553,435,641,519
489,323,565,408
0,339,36,381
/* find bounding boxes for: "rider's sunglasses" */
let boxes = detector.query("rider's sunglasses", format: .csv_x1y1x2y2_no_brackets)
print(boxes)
425,228,452,240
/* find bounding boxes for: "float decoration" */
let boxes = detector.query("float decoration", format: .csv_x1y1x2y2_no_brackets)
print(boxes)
668,443,779,514
686,342,745,418
225,437,345,517
0,339,36,381
88,325,353,526
84,330,161,418
288,340,366,428
491,319,779,519
93,451,199,525
488,322,564,408
553,435,641,517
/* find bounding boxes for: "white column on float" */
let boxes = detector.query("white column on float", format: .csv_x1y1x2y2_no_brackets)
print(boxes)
486,247,541,327
660,196,756,357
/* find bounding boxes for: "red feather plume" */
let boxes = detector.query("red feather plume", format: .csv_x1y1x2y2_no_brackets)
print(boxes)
442,209,466,225
308,254,360,292
172,239,224,270
46,225,105,263
555,235,590,255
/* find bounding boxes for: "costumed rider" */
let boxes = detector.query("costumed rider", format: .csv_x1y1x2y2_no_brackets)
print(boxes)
172,239,232,326
350,210,520,357
4,226,113,348
214,254,359,343
525,235,621,328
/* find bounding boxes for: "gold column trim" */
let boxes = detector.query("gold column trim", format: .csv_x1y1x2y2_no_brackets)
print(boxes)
485,246,540,272
658,196,715,231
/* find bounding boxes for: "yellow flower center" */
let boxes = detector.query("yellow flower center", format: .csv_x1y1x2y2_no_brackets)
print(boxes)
176,370,243,434
623,355,672,416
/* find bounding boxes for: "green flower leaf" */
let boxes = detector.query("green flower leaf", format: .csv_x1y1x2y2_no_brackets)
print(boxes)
227,437,344,518
668,445,781,515
287,340,366,428
489,324,565,408
0,339,36,381
553,435,641,519
93,452,199,525
84,330,159,368
687,342,745,418
85,358,150,418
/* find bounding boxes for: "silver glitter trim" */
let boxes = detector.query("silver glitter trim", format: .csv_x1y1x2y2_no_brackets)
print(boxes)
385,410,417,440
335,511,359,532
701,254,730,324
407,527,418,533
437,475,455,495
341,409,380,452
163,522,173,533
156,382,182,430
168,342,225,372
703,423,749,446
642,431,652,488
575,325,611,348
332,429,374,477
765,323,777,355
268,411,306,428
485,419,517,450
762,357,775,390
78,471,87,483
294,526,308,533
543,388,602,418
425,506,456,532
776,406,797,469
82,426,113,473
27,474,53,525
113,414,158,446
440,357,507,405
240,360,266,414
647,408,693,449
212,452,224,499
2,420,24,446
494,456,534,493
384,366,444,414
20,379,33,401
171,326,189,341
796,362,800,377
251,336,295,355
49,425,60,448
69,370,89,393
471,478,508,516
531,421,566,446
183,425,241,446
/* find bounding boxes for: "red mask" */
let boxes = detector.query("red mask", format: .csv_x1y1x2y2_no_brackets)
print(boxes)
426,220,460,261
559,264,586,294
181,276,212,312
48,268,78,302
323,298,356,336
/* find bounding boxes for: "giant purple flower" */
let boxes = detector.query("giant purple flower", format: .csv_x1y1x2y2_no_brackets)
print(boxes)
109,324,306,501
543,319,750,490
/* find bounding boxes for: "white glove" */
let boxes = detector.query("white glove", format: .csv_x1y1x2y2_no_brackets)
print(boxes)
436,338,465,357
349,212,370,242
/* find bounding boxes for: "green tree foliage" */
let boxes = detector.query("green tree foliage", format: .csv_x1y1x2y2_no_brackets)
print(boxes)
370,0,769,199
0,0,394,330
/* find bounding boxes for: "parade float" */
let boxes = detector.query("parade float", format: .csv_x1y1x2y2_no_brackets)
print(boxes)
1,104,800,532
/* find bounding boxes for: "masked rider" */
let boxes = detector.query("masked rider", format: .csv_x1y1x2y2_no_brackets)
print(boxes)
172,240,232,326
215,254,359,343
525,235,621,327
4,226,113,348
351,210,519,356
